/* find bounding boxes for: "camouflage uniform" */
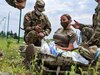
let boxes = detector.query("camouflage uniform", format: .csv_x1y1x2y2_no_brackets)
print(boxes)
23,10,51,46
53,28,77,47
23,0,51,46
23,0,51,67
91,2,100,47
78,24,94,43
93,2,100,30
79,2,100,47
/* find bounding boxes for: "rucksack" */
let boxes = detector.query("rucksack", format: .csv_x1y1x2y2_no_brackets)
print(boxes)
79,45,97,61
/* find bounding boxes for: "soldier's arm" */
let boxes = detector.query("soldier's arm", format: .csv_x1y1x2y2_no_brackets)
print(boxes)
43,15,51,36
79,23,92,31
72,20,92,31
23,12,33,32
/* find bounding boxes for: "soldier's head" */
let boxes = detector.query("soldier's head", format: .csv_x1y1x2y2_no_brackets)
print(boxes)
34,0,45,16
60,14,72,29
95,0,100,3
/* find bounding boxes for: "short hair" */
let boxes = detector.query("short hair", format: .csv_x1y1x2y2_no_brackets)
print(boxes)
62,14,71,20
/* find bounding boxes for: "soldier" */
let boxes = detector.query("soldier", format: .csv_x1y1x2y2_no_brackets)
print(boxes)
23,0,51,46
64,0,100,64
5,0,26,9
53,14,77,51
73,0,100,47
23,0,51,66
93,0,100,30
91,0,100,47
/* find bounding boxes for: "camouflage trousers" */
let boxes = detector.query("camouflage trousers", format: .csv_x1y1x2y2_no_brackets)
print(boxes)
24,30,41,46
81,27,100,47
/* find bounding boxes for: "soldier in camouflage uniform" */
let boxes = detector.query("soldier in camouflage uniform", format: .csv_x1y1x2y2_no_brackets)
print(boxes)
23,0,51,66
5,0,26,9
93,0,100,30
53,14,77,51
73,0,100,47
91,0,100,47
23,0,51,46
72,0,100,61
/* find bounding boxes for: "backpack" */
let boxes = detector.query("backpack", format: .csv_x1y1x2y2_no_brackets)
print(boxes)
79,45,97,61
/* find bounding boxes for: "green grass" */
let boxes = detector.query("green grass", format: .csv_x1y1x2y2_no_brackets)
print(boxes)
0,37,100,75
0,37,42,75
0,37,27,74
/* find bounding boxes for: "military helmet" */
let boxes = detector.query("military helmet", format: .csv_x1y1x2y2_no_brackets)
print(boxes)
35,0,45,11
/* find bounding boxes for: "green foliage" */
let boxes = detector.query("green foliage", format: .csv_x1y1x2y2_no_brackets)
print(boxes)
79,67,83,75
0,37,26,74
69,65,76,75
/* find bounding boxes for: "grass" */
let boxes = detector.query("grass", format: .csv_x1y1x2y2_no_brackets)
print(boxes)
0,37,27,74
0,37,100,75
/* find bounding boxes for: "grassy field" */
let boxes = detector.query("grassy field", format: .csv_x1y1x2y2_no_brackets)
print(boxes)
0,37,44,75
0,37,100,75
0,37,28,74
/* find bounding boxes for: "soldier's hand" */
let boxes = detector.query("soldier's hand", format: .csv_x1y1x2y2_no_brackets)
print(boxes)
72,20,80,29
34,25,42,33
38,32,45,39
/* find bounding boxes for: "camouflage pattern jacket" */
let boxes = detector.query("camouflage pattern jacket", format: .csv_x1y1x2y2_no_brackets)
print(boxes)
93,3,100,31
23,10,51,36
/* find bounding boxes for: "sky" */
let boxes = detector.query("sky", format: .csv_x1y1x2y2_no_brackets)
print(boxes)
0,0,97,39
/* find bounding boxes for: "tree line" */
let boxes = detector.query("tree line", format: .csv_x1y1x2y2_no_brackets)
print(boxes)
0,30,18,39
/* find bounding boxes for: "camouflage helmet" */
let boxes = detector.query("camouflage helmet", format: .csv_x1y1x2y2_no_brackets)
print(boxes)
35,0,45,11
